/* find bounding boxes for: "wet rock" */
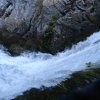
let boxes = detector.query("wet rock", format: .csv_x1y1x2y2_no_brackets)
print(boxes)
14,67,100,100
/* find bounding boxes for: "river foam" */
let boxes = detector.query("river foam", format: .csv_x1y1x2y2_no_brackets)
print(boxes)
0,31,100,100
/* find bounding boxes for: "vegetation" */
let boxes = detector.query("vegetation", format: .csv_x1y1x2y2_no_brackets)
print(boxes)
41,16,59,54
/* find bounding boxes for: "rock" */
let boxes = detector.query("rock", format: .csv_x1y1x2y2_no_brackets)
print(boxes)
0,0,63,54
0,18,6,31
51,0,100,53
0,0,100,54
94,0,100,24
60,79,100,100
14,68,100,100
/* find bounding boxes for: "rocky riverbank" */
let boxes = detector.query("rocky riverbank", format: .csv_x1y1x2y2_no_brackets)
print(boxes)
14,65,100,100
0,0,100,54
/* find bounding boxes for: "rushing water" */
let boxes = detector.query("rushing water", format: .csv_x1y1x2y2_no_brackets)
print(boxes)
0,31,100,100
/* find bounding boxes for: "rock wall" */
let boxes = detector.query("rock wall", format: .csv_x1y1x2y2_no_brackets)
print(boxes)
51,0,100,53
0,0,100,54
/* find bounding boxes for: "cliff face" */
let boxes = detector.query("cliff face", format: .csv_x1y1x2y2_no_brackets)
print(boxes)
51,0,100,53
0,0,59,34
0,0,100,54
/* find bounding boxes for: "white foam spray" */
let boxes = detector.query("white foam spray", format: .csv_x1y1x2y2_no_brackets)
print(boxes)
0,31,100,100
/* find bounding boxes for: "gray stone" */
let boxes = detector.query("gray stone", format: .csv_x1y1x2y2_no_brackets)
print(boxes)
0,0,100,54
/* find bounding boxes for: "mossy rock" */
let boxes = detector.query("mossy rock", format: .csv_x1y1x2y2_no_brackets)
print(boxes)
40,16,59,54
14,67,100,100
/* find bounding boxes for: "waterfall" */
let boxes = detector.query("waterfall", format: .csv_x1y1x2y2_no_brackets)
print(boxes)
0,31,100,100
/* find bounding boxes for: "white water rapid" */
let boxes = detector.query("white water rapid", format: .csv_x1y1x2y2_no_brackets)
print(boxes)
0,31,100,100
